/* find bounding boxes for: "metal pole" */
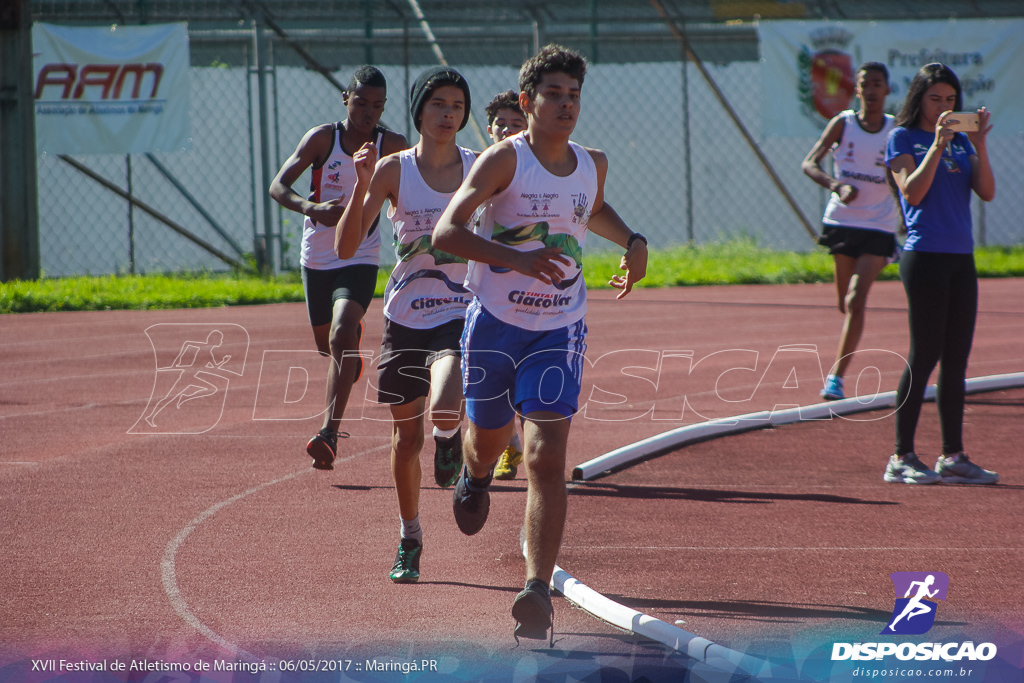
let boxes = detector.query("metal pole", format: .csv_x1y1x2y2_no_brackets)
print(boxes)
59,155,243,269
253,16,275,273
403,19,411,142
651,0,817,243
364,0,374,64
405,0,488,150
681,42,694,244
245,39,260,271
126,155,136,273
0,0,40,281
590,0,599,64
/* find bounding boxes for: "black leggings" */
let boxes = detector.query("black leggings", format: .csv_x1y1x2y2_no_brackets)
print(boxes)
894,251,978,456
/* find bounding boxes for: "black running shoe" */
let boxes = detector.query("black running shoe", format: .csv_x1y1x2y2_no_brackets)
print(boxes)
512,583,554,644
306,427,347,470
433,429,463,488
389,538,422,583
452,465,491,535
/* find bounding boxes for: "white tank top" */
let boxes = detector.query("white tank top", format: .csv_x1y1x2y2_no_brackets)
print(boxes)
822,111,900,233
466,134,596,331
382,146,476,329
300,123,382,269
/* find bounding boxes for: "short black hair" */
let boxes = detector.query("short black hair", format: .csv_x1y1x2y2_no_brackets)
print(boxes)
518,44,587,99
485,89,523,125
857,61,889,84
347,65,387,93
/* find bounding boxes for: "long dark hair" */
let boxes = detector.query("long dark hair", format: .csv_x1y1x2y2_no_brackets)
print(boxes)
895,63,963,128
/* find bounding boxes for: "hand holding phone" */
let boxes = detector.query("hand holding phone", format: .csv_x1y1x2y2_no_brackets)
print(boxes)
946,112,980,132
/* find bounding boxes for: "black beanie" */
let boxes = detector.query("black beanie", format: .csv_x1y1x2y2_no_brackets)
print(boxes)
410,66,471,132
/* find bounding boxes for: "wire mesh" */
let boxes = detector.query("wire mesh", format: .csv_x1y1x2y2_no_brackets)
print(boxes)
28,0,1024,277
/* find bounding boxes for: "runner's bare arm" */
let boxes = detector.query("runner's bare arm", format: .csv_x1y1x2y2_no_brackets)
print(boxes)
335,148,399,259
269,124,346,225
801,115,856,203
433,143,571,285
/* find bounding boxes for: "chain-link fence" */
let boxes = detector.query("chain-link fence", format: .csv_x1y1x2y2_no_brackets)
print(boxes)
27,0,1024,277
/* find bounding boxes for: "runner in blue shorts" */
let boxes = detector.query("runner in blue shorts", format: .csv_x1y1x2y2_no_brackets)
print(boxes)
461,299,588,429
433,45,648,642
482,89,529,480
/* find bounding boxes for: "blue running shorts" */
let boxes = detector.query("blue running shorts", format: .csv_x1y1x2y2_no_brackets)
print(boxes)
461,298,587,429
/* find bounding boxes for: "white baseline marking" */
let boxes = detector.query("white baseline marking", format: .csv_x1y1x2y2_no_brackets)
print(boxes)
161,446,388,659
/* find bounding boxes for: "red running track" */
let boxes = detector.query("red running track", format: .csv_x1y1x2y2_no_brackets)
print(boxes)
2,279,1022,681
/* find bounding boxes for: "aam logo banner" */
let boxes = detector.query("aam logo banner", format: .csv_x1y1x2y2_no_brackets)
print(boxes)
882,571,949,635
32,22,191,154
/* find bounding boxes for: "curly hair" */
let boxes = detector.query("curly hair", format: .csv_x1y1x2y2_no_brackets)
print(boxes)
518,44,587,99
485,89,523,125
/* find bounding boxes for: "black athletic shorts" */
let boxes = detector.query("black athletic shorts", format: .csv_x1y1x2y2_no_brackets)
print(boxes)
302,264,378,327
377,317,464,406
818,226,898,259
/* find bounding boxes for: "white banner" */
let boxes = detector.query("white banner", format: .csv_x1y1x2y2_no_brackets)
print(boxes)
759,19,1024,138
33,22,191,154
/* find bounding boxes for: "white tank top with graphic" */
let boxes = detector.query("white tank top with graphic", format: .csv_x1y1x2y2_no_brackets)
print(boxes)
466,134,596,331
300,123,382,269
383,146,476,329
823,111,900,233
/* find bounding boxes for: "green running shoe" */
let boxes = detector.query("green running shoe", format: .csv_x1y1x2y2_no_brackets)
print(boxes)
389,538,422,583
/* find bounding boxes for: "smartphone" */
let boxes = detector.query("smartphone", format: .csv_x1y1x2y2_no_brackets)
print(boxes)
946,112,980,132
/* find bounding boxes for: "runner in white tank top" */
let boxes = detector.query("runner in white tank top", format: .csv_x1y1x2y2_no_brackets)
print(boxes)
821,110,899,233
336,66,478,585
465,133,595,331
382,146,475,329
301,123,384,269
481,89,529,481
432,45,649,642
269,65,408,470
802,62,901,401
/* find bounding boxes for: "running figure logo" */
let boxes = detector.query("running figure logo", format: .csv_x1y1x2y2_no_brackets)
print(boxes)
131,323,249,434
882,571,949,635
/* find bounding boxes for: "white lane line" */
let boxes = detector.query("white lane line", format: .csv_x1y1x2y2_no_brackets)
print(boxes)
161,445,388,660
161,468,308,661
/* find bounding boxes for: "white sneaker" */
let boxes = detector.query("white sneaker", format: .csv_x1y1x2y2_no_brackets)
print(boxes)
883,453,941,484
935,453,999,485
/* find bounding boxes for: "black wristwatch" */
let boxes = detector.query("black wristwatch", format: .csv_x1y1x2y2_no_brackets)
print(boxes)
627,232,648,249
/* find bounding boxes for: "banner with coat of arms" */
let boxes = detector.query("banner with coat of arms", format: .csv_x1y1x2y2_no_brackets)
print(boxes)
759,19,1024,138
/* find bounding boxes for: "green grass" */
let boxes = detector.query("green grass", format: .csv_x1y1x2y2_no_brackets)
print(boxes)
3,242,1023,314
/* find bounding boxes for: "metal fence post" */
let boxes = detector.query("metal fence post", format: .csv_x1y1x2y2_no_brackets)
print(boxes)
0,0,40,281
252,16,275,274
